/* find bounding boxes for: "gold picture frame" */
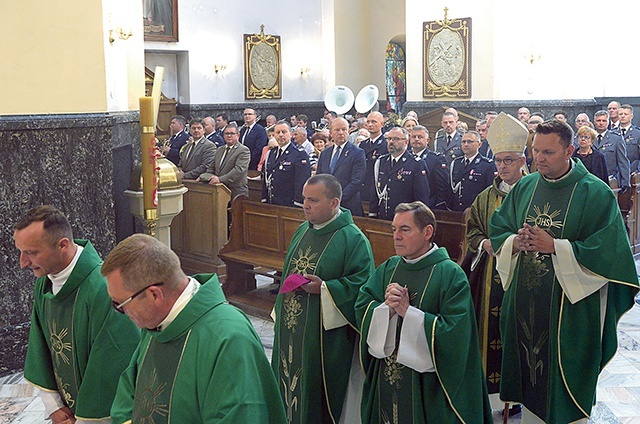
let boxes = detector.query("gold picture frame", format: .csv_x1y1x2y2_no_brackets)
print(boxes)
423,9,471,98
244,25,282,100
143,0,179,42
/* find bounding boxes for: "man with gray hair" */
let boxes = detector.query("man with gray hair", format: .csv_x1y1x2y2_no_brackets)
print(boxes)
593,109,630,189
104,233,286,423
450,130,496,211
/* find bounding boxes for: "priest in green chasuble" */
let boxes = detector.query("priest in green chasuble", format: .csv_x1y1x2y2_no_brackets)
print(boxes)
14,205,140,424
463,112,528,414
356,201,492,423
490,120,639,423
272,174,375,423
103,234,286,424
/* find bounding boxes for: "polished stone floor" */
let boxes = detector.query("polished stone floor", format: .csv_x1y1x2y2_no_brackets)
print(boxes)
1,288,639,423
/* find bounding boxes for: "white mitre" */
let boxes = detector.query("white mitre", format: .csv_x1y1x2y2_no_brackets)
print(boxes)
487,112,528,154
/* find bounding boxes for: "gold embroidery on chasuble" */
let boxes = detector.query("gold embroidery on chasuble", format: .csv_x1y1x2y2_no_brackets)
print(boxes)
133,368,169,423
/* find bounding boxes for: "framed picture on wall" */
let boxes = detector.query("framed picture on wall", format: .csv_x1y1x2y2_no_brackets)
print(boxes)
143,0,179,42
244,25,282,100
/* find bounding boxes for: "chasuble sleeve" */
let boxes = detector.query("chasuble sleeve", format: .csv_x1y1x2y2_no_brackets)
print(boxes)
110,338,146,424
24,286,58,391
466,188,491,254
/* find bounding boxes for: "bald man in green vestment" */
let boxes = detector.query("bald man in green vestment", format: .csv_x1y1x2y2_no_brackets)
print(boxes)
490,120,640,423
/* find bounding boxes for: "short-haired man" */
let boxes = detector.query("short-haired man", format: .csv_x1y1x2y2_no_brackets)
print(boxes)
203,116,223,147
178,117,217,180
450,131,497,211
517,107,531,123
476,119,493,159
525,114,545,172
293,126,315,157
199,121,251,200
296,113,314,139
272,174,374,423
433,111,463,167
359,111,388,205
616,104,640,173
410,125,450,209
553,111,568,123
265,114,277,129
316,117,366,216
163,115,190,165
356,201,491,423
14,205,139,423
262,120,311,207
490,120,639,423
239,108,268,170
103,234,286,423
608,100,621,130
463,113,528,415
593,109,630,189
370,126,430,220
485,110,499,127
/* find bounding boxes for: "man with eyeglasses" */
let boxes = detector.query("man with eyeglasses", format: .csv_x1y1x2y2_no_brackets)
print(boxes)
13,205,139,424
239,107,268,170
369,126,430,220
463,113,527,419
198,122,251,200
103,233,286,423
450,131,497,211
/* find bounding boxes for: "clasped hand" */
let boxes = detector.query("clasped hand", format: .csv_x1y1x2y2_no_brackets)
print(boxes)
385,282,410,318
514,223,555,254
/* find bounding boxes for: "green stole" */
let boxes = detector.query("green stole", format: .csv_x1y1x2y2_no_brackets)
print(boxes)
510,177,575,418
43,289,82,410
373,258,435,424
278,226,339,423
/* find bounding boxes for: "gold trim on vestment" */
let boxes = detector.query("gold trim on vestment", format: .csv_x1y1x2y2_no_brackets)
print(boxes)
168,329,192,424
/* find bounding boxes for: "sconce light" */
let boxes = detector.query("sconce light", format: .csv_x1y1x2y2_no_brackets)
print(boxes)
109,28,133,44
300,67,310,77
214,64,227,74
526,54,541,65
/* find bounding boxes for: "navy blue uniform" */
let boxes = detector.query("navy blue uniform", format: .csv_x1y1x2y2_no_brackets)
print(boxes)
449,155,496,211
415,148,451,210
262,143,311,207
164,129,190,166
433,131,463,167
360,135,388,208
369,150,430,220
206,130,225,147
479,139,494,159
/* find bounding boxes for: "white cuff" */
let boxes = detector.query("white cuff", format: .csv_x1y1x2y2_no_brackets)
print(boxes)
366,304,397,358
397,306,434,372
39,389,65,419
496,234,518,290
552,239,608,304
321,282,349,330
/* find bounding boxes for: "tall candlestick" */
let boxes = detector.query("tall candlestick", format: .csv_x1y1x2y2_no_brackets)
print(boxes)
139,97,158,223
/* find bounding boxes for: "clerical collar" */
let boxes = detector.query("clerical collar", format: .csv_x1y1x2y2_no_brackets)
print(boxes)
49,244,84,295
312,209,342,230
541,160,575,182
403,243,438,264
156,277,201,332
499,180,516,193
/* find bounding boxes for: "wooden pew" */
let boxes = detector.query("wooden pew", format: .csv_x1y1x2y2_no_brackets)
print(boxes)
218,197,466,316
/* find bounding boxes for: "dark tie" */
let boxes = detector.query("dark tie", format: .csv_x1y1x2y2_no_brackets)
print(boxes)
447,135,452,145
464,158,470,167
220,146,231,167
622,128,627,137
330,146,341,173
597,134,603,144
241,126,250,144
274,148,282,162
184,142,195,164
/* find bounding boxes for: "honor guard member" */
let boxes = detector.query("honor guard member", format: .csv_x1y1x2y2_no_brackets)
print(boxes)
360,111,388,206
433,111,463,167
615,104,640,173
262,120,311,207
450,131,497,211
593,110,630,189
369,126,430,220
410,125,450,210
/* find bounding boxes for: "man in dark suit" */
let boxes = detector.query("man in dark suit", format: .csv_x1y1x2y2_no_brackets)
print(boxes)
359,111,388,208
433,111,463,167
316,117,366,216
199,122,251,200
162,115,190,166
178,118,217,180
239,108,268,170
410,125,450,210
204,116,224,147
262,121,311,207
369,127,430,220
450,131,496,211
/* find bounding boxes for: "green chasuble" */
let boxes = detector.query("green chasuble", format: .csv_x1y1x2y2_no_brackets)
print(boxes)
111,274,286,424
464,177,509,395
490,159,639,423
24,240,140,420
272,208,374,424
356,249,492,424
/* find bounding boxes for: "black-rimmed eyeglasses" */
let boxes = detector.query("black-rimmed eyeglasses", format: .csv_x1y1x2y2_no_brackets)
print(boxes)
111,282,164,314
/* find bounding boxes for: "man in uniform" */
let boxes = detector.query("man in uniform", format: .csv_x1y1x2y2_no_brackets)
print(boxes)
359,111,388,207
316,117,366,216
616,104,640,173
434,111,463,167
608,100,621,131
490,119,639,423
272,174,374,423
409,125,449,210
239,108,268,170
369,127,430,220
178,117,217,180
262,120,311,207
450,131,497,211
203,116,223,147
476,119,493,159
14,205,139,424
103,234,286,423
593,109,630,189
463,112,527,415
356,201,492,423
517,107,531,124
162,115,190,166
